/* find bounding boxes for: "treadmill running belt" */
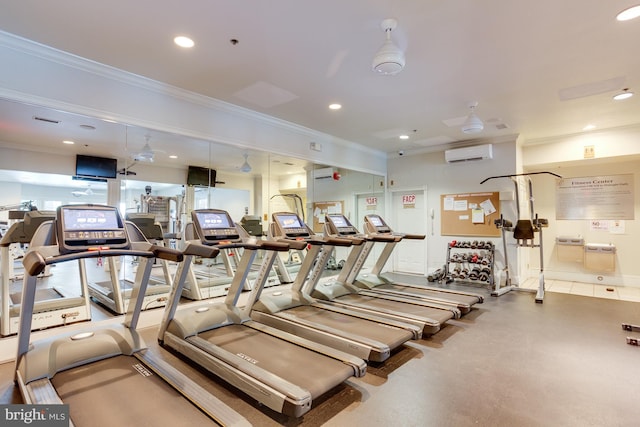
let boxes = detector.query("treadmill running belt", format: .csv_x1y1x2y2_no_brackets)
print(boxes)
337,294,454,324
378,284,480,306
11,287,62,304
51,355,214,426
196,324,353,399
285,305,411,350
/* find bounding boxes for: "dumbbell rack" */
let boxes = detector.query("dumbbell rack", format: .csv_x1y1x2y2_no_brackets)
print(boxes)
444,240,495,289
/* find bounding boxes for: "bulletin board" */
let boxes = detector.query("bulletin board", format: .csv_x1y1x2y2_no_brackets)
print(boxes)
311,200,343,232
440,192,501,237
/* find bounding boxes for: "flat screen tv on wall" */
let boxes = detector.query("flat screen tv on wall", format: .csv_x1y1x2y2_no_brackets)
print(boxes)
74,155,118,182
187,165,216,187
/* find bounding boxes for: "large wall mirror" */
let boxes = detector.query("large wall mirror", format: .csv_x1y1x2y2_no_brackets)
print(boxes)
0,97,386,347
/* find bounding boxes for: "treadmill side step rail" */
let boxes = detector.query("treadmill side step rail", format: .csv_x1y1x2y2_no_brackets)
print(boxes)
164,332,313,417
136,350,251,427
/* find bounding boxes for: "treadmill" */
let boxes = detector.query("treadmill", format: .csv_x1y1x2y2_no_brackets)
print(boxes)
180,222,281,300
158,209,366,417
311,213,460,336
347,214,483,314
251,212,417,362
1,210,92,336
15,204,249,427
87,213,174,314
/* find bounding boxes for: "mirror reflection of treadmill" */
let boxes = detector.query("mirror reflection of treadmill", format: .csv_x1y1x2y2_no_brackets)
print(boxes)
0,210,92,336
251,211,417,363
352,214,484,314
157,208,366,417
15,204,249,427
86,212,173,314
312,214,461,336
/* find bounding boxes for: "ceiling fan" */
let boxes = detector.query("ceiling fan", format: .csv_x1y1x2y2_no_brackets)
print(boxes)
71,186,104,197
131,135,162,162
461,102,485,134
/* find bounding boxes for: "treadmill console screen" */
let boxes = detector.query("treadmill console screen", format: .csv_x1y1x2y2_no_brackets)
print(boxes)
192,210,239,242
365,215,392,233
326,214,358,235
274,213,308,237
58,205,128,253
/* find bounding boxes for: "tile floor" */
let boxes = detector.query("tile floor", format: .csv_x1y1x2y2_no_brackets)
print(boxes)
520,277,640,301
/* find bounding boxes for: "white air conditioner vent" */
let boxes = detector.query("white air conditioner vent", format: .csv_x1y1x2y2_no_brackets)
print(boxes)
445,144,493,163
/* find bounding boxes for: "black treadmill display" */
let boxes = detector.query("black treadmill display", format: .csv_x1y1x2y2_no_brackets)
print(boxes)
366,215,391,233
60,207,127,250
64,209,120,230
193,211,238,240
275,214,308,237
327,214,357,234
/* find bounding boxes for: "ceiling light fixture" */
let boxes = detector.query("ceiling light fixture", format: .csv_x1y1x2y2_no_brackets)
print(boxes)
399,135,409,140
461,102,484,134
240,153,252,173
613,88,634,100
329,103,342,110
63,140,75,145
617,5,640,21
174,36,194,48
372,18,405,76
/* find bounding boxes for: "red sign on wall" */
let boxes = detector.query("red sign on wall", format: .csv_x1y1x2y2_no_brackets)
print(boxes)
402,194,416,206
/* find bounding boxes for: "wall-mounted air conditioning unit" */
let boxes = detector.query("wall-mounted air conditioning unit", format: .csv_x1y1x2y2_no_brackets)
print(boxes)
313,167,336,179
444,144,493,163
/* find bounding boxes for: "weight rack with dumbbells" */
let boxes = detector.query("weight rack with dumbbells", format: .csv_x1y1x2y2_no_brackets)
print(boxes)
443,240,495,289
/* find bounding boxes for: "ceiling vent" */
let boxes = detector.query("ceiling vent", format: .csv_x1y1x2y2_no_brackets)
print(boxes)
445,144,493,163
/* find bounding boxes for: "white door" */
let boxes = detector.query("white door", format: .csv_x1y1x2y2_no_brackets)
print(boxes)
390,189,427,274
355,193,385,271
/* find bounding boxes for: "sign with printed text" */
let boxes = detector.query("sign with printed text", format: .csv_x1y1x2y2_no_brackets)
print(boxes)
365,197,378,206
1,405,69,426
556,174,634,220
402,194,416,208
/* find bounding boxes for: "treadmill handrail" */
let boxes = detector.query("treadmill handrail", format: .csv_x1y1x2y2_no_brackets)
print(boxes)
182,243,221,259
399,233,426,240
22,245,182,277
273,237,308,251
366,234,398,242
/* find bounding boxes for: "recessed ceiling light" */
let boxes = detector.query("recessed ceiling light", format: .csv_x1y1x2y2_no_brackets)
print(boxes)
169,155,178,159
617,5,640,21
613,88,634,100
174,36,195,48
399,135,409,140
583,124,596,131
329,103,342,110
63,140,75,145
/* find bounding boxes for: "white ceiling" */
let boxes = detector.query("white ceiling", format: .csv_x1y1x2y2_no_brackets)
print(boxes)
0,1,639,156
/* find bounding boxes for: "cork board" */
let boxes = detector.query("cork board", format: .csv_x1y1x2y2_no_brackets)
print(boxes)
440,192,500,237
311,200,343,232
